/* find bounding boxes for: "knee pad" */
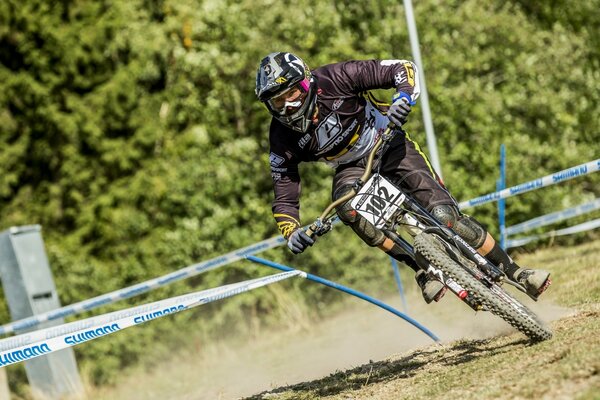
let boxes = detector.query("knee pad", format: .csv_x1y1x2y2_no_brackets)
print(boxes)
334,185,360,224
431,204,459,228
454,215,487,248
334,185,385,246
431,205,487,249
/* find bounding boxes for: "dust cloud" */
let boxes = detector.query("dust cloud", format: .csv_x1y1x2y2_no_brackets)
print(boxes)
149,290,572,400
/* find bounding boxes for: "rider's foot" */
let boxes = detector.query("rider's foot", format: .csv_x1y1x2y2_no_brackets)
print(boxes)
512,267,552,299
415,270,447,304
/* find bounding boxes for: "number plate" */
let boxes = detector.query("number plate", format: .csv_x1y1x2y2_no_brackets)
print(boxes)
350,174,405,229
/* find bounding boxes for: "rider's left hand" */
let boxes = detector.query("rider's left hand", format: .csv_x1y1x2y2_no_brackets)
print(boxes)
388,94,412,126
287,228,315,254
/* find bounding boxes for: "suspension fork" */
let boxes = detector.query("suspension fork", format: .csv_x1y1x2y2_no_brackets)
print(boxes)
400,195,505,283
384,229,483,310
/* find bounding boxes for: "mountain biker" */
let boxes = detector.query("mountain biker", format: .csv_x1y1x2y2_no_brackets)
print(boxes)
255,51,551,303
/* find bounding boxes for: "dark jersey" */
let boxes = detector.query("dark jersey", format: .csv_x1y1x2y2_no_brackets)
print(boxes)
268,59,420,239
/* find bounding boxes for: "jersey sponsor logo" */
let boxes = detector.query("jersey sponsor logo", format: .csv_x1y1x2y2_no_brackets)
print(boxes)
394,71,406,86
269,152,285,167
298,133,311,149
315,113,343,151
271,172,282,181
316,119,358,156
403,62,415,86
332,99,344,111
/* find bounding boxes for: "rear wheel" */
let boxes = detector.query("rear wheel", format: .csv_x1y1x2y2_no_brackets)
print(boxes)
414,232,552,341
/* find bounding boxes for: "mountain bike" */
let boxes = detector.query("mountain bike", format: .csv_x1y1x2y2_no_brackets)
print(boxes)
306,125,552,341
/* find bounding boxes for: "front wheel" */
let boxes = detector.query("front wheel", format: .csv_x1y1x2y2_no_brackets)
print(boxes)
413,232,552,341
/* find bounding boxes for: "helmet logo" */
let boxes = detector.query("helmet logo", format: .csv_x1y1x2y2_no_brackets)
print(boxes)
275,77,287,84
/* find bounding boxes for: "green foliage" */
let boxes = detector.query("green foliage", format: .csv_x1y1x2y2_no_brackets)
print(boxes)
0,0,598,389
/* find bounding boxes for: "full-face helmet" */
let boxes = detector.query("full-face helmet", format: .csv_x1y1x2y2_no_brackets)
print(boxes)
255,52,317,133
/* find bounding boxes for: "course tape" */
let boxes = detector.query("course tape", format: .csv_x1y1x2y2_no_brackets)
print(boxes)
4,160,596,335
459,159,600,209
0,271,302,367
0,279,256,351
506,218,600,248
506,198,600,235
0,235,287,336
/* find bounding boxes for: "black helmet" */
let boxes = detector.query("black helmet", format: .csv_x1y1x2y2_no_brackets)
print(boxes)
255,52,317,133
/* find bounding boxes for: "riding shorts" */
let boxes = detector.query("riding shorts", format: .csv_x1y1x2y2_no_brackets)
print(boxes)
332,129,459,246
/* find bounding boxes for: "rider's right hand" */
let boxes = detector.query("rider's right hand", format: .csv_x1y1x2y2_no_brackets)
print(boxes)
388,93,412,126
287,228,315,254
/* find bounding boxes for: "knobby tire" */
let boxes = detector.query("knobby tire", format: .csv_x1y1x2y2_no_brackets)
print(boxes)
414,232,552,341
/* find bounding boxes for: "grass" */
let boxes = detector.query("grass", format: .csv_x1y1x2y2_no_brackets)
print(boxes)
85,237,600,400
247,237,600,400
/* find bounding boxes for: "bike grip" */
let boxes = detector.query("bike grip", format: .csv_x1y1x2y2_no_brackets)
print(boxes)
305,224,317,239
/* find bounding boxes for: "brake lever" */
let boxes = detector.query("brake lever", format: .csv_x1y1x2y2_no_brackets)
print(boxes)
306,218,332,239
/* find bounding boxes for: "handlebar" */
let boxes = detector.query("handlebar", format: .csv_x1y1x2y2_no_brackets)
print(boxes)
306,124,396,237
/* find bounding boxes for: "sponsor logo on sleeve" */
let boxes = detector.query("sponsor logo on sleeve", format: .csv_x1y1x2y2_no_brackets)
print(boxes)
403,62,415,86
269,152,285,168
394,71,406,86
298,133,311,149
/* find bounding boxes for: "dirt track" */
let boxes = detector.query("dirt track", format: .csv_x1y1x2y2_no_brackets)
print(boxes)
94,239,598,400
207,291,572,400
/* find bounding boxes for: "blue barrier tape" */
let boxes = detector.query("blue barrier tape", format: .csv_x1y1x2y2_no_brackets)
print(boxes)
497,144,507,249
0,271,302,365
0,278,261,351
459,159,600,209
506,218,600,248
0,235,287,336
3,158,595,336
245,255,440,343
506,198,600,235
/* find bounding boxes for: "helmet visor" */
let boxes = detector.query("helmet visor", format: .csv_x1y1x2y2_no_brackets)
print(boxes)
267,78,310,116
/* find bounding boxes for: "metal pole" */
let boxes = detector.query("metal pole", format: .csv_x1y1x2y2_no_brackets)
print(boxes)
403,0,443,178
497,144,507,249
390,257,408,312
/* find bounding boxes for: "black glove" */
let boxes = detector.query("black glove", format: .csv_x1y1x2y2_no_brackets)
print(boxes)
388,93,412,126
287,228,315,254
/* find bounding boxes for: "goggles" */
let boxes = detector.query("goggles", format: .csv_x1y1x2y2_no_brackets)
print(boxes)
267,78,310,116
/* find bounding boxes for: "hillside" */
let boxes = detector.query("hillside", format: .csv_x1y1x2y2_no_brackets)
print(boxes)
91,237,599,400
1,0,599,384
246,238,600,400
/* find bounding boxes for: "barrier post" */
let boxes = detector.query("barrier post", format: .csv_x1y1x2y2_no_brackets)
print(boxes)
0,226,83,399
497,144,507,249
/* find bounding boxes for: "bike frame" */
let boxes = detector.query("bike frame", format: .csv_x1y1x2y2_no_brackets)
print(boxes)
307,125,536,304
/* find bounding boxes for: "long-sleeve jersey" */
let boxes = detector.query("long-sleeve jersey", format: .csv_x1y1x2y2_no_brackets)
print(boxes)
268,59,421,239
